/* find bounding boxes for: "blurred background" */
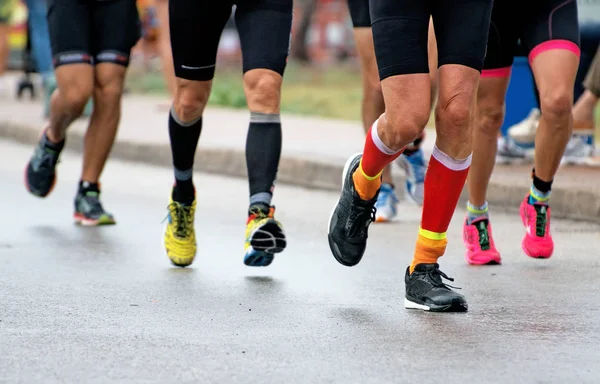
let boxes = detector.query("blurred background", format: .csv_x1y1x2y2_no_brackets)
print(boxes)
1,0,600,149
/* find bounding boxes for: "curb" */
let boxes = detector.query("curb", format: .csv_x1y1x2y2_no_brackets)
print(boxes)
0,120,347,192
2,120,599,223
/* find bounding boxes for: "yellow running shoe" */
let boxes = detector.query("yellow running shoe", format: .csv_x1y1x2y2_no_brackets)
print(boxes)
164,196,197,267
244,205,286,267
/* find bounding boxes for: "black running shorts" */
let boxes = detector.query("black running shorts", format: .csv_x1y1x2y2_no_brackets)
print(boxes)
348,0,370,28
370,0,493,80
482,0,580,77
47,0,141,68
169,0,293,81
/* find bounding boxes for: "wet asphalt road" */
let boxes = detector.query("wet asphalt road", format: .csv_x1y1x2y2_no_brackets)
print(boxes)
1,140,600,384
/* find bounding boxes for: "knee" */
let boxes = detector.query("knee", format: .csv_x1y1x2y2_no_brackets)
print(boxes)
384,107,429,148
436,94,472,132
244,71,282,113
94,81,124,105
540,90,572,121
173,81,211,122
61,85,93,116
476,105,504,136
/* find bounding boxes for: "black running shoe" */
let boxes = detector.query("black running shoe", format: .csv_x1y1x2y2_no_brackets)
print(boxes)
25,133,61,197
74,190,116,226
328,153,379,267
404,264,468,312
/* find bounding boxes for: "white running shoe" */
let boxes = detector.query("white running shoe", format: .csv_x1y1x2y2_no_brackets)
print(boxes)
496,136,532,165
561,135,595,165
508,108,540,145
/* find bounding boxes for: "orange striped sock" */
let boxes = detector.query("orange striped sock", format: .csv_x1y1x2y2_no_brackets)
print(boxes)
353,160,382,200
410,230,448,273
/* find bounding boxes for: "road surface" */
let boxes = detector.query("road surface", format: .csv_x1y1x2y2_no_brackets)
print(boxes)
1,140,599,383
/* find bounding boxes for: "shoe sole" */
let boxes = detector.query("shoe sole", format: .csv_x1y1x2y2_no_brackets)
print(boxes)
404,297,468,312
466,257,501,266
244,219,286,267
375,216,392,223
73,213,116,226
509,133,536,145
327,152,362,267
244,251,275,267
561,156,593,166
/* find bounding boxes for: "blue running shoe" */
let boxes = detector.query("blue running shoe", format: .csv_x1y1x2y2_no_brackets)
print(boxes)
397,149,427,206
374,183,399,222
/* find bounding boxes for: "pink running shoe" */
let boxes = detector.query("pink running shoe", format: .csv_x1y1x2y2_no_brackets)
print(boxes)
519,196,554,258
463,217,501,265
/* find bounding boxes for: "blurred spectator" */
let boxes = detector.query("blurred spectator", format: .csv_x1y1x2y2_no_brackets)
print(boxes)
0,0,16,95
566,45,600,164
154,0,175,97
23,0,55,115
134,0,174,108
292,0,317,62
507,5,600,163
573,46,600,130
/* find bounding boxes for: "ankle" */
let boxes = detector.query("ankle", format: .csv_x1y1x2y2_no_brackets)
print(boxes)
79,180,100,194
45,126,65,144
352,169,381,200
467,201,488,224
173,180,195,203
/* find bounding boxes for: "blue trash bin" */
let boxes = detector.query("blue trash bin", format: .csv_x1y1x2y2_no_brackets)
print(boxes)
500,56,537,138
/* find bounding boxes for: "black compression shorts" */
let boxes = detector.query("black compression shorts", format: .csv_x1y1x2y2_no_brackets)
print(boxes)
347,0,370,28
47,0,141,68
482,0,580,77
169,0,293,81
370,0,493,80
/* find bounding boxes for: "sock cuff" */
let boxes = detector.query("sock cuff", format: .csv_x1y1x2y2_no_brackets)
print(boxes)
418,227,447,241
250,192,273,206
530,185,551,201
170,106,202,127
467,201,488,214
250,112,281,123
174,167,193,181
532,173,553,193
359,159,383,180
431,145,472,171
370,119,400,155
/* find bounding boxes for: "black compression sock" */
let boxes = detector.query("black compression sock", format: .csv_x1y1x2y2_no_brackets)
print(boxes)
246,112,282,208
169,108,202,203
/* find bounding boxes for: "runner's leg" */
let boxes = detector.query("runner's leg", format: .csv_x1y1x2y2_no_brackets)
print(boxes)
236,0,292,266
25,0,94,198
163,0,232,267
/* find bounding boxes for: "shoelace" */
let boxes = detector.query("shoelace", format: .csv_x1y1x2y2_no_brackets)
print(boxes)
534,205,548,237
476,221,490,250
426,267,461,290
248,206,270,221
166,203,194,238
347,202,377,238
